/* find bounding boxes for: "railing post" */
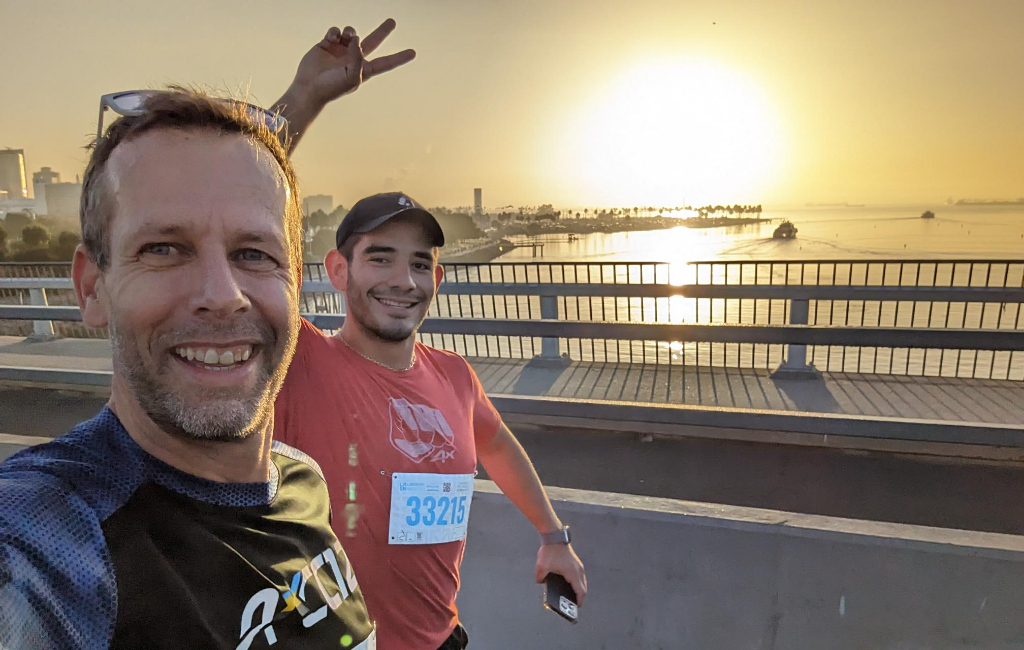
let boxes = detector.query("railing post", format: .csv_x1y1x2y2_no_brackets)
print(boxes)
29,287,55,339
539,295,559,359
529,294,570,366
771,298,819,378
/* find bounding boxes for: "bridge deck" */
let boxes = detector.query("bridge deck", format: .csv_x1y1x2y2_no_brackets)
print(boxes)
471,357,1024,425
2,335,1023,425
5,335,1024,535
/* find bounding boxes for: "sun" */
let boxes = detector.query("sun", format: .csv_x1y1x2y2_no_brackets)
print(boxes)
551,57,785,208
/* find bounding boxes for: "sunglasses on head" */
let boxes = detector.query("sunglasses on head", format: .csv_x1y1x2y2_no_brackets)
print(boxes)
96,90,288,142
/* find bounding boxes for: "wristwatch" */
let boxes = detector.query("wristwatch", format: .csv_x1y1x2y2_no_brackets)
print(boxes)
540,525,571,545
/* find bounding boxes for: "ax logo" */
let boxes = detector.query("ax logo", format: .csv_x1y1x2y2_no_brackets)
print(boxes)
388,397,457,463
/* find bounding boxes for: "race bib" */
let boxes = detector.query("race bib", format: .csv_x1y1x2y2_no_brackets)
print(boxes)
388,473,474,545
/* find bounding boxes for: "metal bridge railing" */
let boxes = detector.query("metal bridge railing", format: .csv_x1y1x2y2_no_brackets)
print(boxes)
0,263,97,339
299,260,1024,330
4,271,1024,380
297,259,1024,379
5,260,1024,379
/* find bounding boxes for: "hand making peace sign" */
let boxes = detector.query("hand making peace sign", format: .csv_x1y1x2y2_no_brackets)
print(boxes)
275,19,416,151
293,20,416,105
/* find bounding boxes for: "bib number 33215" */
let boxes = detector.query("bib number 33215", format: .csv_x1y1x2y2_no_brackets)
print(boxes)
389,473,474,545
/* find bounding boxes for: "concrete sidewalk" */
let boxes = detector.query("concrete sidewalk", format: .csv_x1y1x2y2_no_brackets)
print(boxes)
3,335,1023,425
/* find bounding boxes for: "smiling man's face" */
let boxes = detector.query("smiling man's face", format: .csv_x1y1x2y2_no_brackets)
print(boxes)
340,217,441,343
92,128,299,441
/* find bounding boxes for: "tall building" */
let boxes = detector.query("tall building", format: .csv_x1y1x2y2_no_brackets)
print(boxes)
474,188,483,216
0,149,28,200
303,194,334,216
33,167,60,190
43,181,82,218
32,167,62,214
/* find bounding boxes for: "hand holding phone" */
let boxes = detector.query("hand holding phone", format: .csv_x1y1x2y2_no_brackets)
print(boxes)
543,573,579,624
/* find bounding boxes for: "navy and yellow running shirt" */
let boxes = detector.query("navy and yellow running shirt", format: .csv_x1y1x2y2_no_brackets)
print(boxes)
0,407,375,649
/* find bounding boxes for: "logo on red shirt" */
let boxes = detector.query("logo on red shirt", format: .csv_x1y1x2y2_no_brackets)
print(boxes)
388,397,457,463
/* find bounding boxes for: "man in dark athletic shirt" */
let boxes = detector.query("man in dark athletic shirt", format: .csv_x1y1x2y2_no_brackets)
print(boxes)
0,88,383,649
0,21,413,649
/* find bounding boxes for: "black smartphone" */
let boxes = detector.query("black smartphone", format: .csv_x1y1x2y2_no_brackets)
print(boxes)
543,573,579,624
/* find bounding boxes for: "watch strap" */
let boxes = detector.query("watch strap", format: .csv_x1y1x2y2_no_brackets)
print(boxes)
540,525,571,545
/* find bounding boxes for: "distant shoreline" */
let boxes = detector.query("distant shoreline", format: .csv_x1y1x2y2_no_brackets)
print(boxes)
440,216,772,263
954,199,1024,207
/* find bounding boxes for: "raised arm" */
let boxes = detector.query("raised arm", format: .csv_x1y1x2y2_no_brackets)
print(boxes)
272,20,416,153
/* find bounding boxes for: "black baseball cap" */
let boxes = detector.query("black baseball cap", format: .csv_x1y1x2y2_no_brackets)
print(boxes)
335,192,445,249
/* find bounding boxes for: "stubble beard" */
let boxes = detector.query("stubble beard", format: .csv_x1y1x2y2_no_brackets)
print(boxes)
108,313,297,442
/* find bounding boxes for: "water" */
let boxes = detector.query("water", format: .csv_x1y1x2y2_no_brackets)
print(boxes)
494,205,1024,263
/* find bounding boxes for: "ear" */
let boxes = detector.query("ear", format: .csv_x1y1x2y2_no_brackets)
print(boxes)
434,264,444,291
324,248,349,293
72,244,109,328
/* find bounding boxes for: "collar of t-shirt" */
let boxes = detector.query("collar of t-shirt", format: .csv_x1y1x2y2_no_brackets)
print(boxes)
334,336,425,376
102,407,281,507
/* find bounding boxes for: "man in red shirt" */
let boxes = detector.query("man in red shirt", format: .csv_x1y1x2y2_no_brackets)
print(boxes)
274,193,588,650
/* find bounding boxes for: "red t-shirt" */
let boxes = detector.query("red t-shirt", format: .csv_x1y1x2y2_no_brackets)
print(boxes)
274,318,503,650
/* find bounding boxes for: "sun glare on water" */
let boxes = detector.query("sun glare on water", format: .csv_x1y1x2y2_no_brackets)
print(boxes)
553,58,786,208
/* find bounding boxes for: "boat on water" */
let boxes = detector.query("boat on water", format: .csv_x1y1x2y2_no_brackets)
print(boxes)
773,220,798,239
921,210,935,219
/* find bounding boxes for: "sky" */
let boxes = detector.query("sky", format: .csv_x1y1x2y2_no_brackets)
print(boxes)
1,0,1022,210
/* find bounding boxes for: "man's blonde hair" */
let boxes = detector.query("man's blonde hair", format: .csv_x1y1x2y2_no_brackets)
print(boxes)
80,88,303,273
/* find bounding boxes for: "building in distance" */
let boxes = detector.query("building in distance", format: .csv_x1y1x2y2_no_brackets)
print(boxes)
42,180,83,219
303,194,334,217
32,167,61,214
0,149,29,200
33,166,60,187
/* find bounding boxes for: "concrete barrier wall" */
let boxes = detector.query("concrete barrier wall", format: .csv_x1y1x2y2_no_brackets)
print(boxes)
457,481,1024,649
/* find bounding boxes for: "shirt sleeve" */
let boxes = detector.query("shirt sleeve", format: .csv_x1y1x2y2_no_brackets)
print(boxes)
463,359,504,448
0,470,115,650
273,318,322,448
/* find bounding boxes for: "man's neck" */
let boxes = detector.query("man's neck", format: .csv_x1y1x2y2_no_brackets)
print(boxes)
339,322,416,370
108,377,273,484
